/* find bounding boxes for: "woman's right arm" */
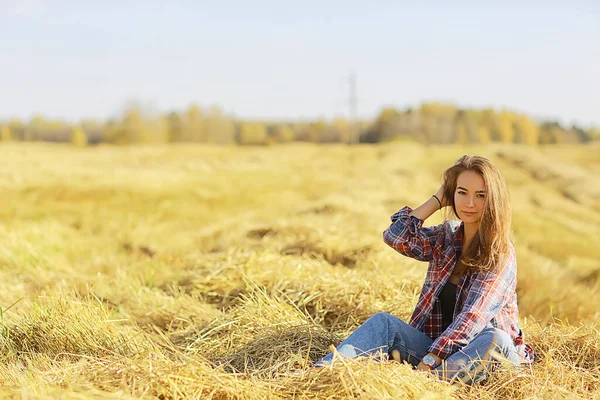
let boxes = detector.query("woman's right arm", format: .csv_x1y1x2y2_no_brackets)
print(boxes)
382,187,448,262
407,193,443,221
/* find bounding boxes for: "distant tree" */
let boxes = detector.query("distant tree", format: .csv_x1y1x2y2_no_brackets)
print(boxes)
356,120,370,143
454,111,469,145
146,116,170,144
22,114,45,141
308,119,327,143
80,119,104,144
271,124,295,143
323,118,349,143
8,118,22,128
219,117,236,145
238,122,267,145
420,102,457,144
7,119,23,140
478,109,499,141
70,126,88,147
460,111,480,143
183,104,207,142
570,124,593,143
1,125,12,142
362,107,401,143
497,111,515,143
539,121,564,144
104,104,148,144
23,127,35,141
292,122,311,142
166,111,184,143
120,106,146,144
5,101,591,146
103,120,119,144
588,127,600,142
513,115,539,145
555,128,581,144
206,105,235,144
477,126,491,144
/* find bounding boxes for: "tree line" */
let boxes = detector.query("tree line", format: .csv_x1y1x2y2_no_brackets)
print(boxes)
1,102,598,147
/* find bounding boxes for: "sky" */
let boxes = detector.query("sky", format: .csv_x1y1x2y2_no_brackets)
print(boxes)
1,1,599,126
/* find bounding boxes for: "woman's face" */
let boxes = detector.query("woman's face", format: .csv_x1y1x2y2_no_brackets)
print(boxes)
454,170,486,225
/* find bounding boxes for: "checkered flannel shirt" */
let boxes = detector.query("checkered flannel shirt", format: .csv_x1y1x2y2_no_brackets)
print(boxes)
383,206,534,363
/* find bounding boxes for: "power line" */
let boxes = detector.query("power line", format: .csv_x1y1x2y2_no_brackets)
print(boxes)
348,71,358,144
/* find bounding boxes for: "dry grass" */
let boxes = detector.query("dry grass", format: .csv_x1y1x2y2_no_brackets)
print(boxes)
0,142,598,399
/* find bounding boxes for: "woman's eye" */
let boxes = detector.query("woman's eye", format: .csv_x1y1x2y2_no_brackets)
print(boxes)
458,191,466,195
477,194,486,198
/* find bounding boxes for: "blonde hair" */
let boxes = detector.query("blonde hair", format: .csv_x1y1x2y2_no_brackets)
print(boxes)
441,155,512,273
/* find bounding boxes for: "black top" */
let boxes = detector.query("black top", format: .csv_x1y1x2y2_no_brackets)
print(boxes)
439,280,457,331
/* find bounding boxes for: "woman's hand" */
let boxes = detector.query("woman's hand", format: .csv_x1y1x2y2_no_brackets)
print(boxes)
434,184,450,208
408,185,450,221
416,361,430,371
407,184,450,221
416,353,442,371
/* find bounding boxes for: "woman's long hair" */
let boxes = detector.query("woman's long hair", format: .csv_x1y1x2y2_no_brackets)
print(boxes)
442,155,512,274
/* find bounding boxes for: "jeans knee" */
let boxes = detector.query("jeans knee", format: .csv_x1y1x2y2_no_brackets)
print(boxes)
486,328,514,359
370,312,392,322
367,312,400,334
490,328,511,345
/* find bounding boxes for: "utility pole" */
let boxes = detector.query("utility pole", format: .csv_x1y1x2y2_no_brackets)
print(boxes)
349,71,358,144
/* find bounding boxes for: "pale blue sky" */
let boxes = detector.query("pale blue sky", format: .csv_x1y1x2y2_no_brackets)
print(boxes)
1,1,599,126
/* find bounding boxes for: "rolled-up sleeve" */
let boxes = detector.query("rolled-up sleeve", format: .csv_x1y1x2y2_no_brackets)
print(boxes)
383,206,443,262
427,251,517,359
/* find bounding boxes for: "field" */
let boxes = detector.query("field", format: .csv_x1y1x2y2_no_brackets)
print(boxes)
0,142,598,399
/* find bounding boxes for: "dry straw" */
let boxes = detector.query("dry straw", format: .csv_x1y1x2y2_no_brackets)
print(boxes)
0,142,598,398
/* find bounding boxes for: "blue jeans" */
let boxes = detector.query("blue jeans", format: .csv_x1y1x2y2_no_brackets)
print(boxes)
316,312,521,385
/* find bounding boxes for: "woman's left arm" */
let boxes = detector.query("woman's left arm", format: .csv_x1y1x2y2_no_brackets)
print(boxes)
427,249,517,360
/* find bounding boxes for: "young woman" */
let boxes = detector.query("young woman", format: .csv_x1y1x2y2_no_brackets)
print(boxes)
315,155,534,384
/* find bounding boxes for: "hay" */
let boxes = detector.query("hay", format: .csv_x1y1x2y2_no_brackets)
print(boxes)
0,142,598,398
213,325,341,376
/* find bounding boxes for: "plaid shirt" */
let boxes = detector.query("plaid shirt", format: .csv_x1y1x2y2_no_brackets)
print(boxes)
383,206,534,363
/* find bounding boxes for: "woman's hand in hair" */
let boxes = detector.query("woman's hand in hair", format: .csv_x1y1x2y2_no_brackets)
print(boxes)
407,184,449,220
435,184,450,208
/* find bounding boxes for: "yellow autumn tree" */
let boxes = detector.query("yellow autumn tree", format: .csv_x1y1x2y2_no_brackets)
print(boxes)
476,109,497,141
365,107,401,143
589,127,600,142
104,104,155,144
239,122,267,145
1,125,12,142
271,124,295,143
327,118,349,143
308,119,327,143
514,115,539,145
206,105,235,144
167,112,183,143
539,122,564,144
454,112,469,145
145,116,170,144
419,102,458,144
183,104,207,142
119,106,146,144
477,126,491,144
497,111,515,143
23,114,46,141
71,126,88,147
292,122,311,142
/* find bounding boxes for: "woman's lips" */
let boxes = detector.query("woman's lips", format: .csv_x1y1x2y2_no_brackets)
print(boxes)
462,211,477,216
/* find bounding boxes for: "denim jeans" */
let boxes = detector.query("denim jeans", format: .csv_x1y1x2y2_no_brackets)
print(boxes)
315,312,521,385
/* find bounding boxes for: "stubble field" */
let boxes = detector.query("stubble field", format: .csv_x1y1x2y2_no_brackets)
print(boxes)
0,142,598,399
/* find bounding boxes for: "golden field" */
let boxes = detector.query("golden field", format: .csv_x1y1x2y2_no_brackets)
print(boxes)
0,142,598,399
